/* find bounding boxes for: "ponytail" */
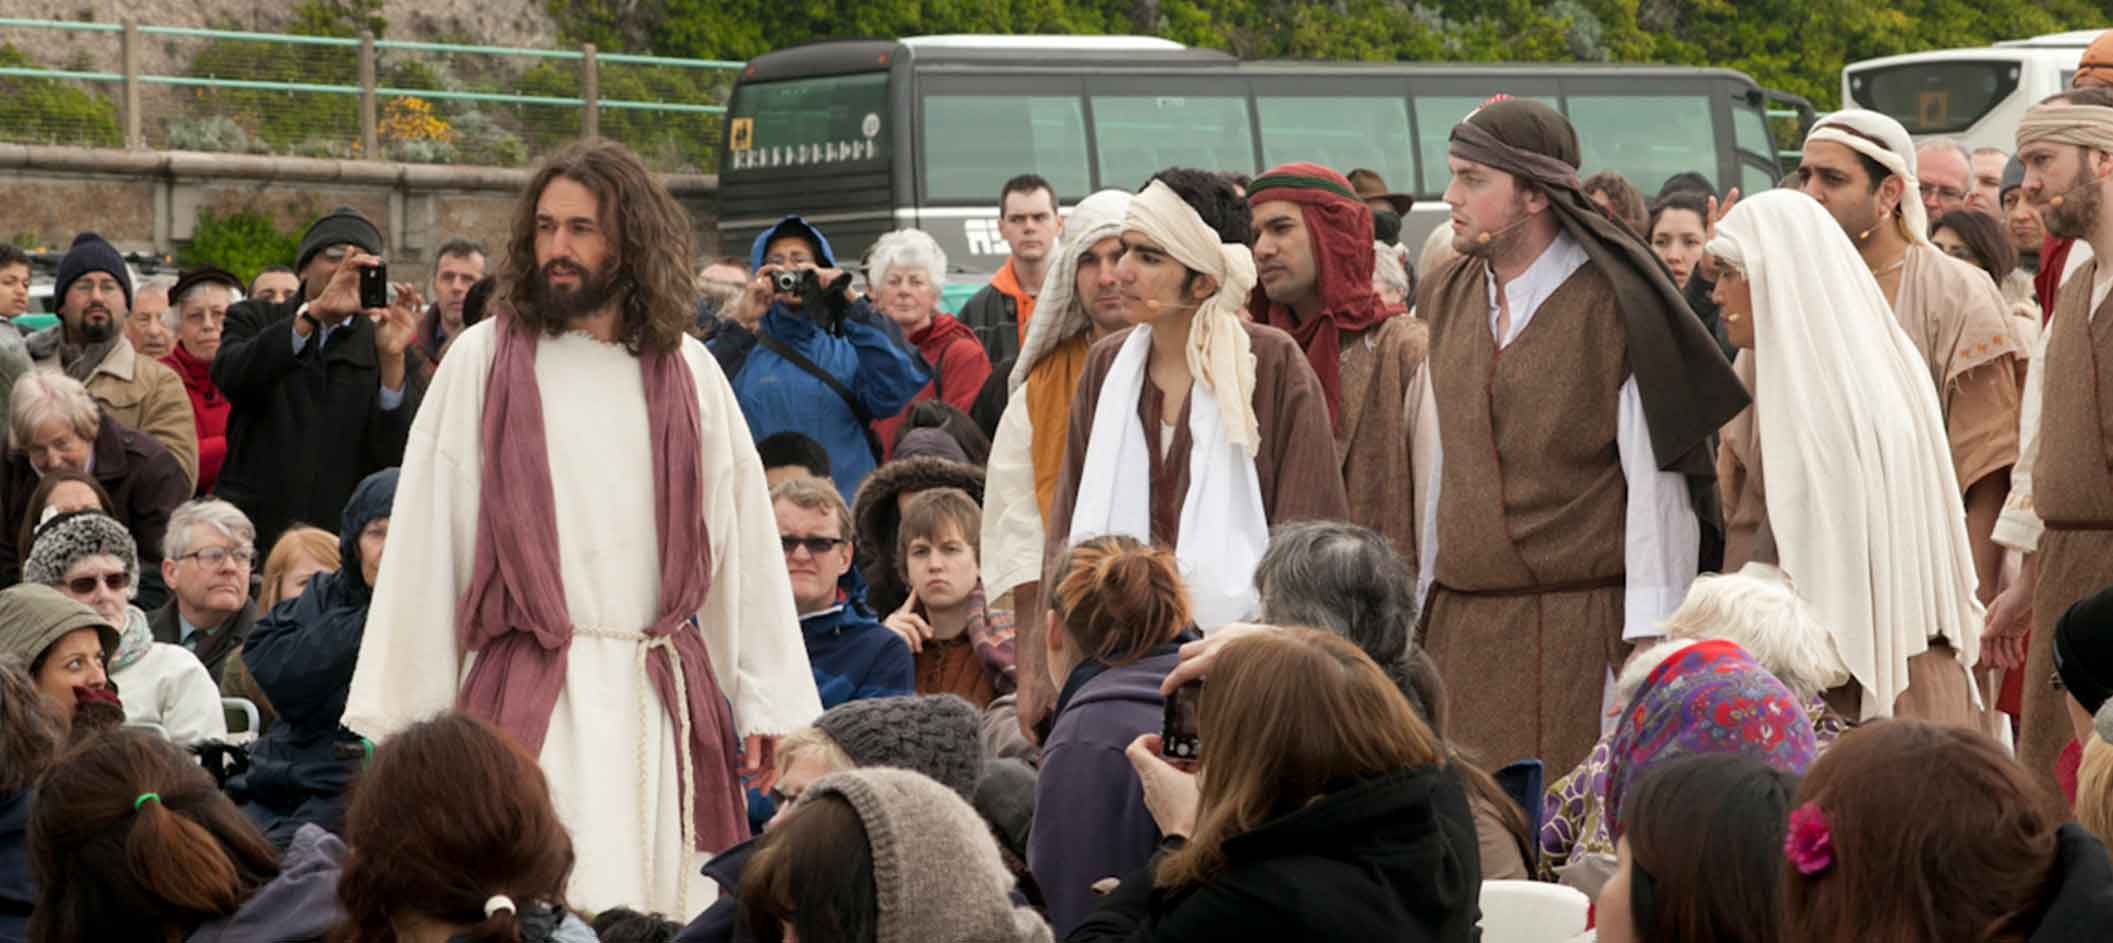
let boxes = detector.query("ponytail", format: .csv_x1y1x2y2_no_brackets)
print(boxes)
125,792,247,916
1051,535,1192,667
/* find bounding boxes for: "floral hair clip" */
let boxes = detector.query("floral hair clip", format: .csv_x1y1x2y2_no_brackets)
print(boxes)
1785,802,1834,876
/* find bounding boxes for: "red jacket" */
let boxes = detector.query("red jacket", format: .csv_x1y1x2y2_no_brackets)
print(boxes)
163,343,229,494
873,313,991,459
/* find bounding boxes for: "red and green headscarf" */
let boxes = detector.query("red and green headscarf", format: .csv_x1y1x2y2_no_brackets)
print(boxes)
1245,162,1392,429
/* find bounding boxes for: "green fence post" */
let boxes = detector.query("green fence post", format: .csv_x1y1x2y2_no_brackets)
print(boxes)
359,30,378,160
121,18,142,149
582,43,599,140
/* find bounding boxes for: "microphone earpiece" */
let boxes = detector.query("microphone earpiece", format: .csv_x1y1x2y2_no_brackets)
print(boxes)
1143,299,1201,314
1475,231,1494,245
2051,195,2067,208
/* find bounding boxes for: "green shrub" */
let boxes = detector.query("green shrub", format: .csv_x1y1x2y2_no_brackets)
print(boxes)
164,115,268,154
0,44,121,148
182,209,308,286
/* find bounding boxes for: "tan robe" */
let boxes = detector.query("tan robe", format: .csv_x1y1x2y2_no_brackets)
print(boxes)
1419,258,1632,775
1893,245,2026,495
2019,262,2113,797
1046,320,1351,560
1337,317,1429,559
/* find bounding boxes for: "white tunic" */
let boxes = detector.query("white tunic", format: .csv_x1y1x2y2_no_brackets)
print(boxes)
342,320,822,916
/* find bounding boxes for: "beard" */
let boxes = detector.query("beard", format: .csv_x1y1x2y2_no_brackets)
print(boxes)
2040,166,2102,240
73,305,117,343
529,258,619,321
1828,194,1889,244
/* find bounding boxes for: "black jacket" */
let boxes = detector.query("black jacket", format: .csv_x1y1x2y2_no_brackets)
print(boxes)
0,413,190,609
1065,765,1483,943
672,835,760,943
148,598,259,698
211,297,422,551
2031,824,2113,942
0,791,28,943
229,469,397,848
959,283,1020,366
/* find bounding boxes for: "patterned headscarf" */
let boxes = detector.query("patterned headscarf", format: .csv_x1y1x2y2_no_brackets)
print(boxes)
1605,639,1818,840
1244,163,1387,429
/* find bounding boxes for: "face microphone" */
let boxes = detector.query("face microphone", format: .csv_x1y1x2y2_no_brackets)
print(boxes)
1143,299,1203,314
1473,214,1536,246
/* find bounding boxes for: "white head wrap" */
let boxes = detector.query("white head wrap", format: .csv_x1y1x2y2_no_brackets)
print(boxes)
1119,180,1261,453
1011,189,1132,391
1705,189,1983,721
1804,109,1930,247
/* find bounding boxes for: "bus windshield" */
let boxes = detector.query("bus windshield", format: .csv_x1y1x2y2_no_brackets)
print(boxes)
726,72,891,173
1845,59,2022,135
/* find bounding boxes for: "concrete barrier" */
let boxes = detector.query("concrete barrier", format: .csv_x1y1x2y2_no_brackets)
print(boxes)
0,144,720,285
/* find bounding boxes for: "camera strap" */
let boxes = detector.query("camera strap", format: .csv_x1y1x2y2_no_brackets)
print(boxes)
755,330,886,463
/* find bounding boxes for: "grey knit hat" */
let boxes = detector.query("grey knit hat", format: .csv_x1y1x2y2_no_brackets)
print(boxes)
0,583,117,672
801,768,1052,943
814,694,985,800
23,511,139,593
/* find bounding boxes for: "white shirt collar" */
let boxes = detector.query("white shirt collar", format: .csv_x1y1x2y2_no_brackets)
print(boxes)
1484,230,1590,348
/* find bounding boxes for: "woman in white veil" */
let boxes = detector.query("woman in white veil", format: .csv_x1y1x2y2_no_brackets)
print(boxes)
1706,188,1984,724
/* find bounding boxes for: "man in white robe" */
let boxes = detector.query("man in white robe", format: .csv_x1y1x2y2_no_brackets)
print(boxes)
343,140,822,915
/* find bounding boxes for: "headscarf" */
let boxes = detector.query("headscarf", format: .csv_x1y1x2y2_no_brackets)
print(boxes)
1011,189,1134,391
2076,30,2113,89
1244,162,1390,429
1802,109,1931,247
1448,99,1746,534
1119,180,1260,454
2017,101,2113,153
1707,190,1983,720
1605,639,1817,840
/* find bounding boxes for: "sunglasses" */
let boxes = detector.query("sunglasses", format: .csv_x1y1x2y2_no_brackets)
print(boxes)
780,536,846,556
64,571,130,595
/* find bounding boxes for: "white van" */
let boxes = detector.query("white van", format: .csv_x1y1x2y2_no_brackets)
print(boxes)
1841,29,2105,150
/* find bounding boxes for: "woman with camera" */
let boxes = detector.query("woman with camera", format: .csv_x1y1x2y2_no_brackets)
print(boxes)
1065,627,1482,943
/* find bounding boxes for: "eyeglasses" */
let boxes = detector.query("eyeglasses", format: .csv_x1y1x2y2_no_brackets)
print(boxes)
64,571,130,595
1920,183,1968,203
179,546,256,568
780,535,846,556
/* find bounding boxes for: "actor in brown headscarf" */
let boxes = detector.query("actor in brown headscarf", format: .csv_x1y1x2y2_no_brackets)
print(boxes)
1410,98,1747,773
1247,162,1427,557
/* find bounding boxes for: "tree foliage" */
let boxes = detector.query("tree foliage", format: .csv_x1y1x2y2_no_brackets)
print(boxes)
547,0,2107,110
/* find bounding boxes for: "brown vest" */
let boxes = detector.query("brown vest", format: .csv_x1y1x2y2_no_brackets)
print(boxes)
2035,261,2113,525
1428,258,1629,591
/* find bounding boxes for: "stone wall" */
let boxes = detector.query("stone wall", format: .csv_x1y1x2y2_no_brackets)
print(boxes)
0,144,719,286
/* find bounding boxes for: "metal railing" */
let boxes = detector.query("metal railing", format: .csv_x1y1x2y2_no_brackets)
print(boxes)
0,17,741,172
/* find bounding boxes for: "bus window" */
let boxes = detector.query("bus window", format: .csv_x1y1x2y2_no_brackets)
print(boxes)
726,72,890,172
1257,96,1414,190
1734,104,1773,165
922,94,1092,203
1568,94,1716,197
1414,94,1558,195
1091,95,1255,189
1846,60,2021,135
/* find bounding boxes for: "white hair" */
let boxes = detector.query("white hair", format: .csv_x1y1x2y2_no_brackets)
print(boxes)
169,280,234,331
136,275,177,300
163,498,257,561
1915,136,1974,175
1656,563,1851,699
1372,240,1409,304
866,228,948,291
8,372,99,452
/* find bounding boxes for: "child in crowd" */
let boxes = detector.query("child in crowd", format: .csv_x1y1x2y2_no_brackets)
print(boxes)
883,488,1015,709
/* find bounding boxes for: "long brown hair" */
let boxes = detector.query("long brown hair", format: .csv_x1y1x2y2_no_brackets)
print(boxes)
1779,720,2063,943
1048,535,1191,669
333,711,576,943
0,659,59,795
1156,628,1442,888
499,138,698,355
737,794,878,943
14,470,113,570
27,729,282,941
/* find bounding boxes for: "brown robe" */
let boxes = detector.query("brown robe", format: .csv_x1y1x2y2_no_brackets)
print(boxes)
2019,261,2113,797
1337,316,1429,558
1044,319,1349,573
1419,256,1634,775
1894,245,2026,494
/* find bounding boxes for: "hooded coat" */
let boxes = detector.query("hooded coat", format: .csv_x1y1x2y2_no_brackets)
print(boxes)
851,456,986,616
184,824,344,943
1065,765,1483,943
230,468,397,847
714,217,929,505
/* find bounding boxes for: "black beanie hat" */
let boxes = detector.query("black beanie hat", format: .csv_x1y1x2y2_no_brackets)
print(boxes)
169,266,243,309
2054,583,2113,715
54,232,131,310
296,206,383,274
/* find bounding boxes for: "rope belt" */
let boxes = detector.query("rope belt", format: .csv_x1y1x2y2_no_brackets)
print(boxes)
575,625,697,918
